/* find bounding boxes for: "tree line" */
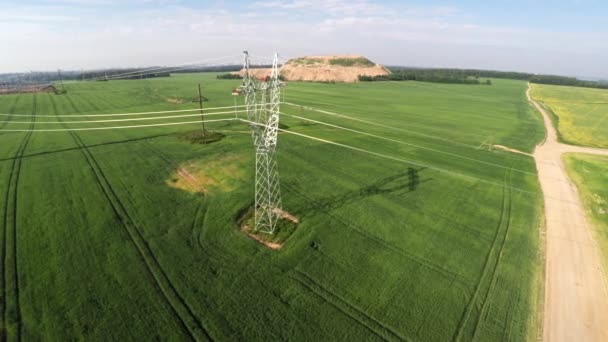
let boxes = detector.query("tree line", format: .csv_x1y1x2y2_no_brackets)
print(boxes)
3,65,606,90
529,75,608,89
216,73,242,80
216,73,286,81
358,66,608,89
0,64,264,85
359,68,493,85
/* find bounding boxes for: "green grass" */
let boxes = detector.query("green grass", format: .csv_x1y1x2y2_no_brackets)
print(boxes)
287,57,374,67
563,153,608,273
289,57,323,65
531,83,608,148
0,74,544,340
328,57,375,67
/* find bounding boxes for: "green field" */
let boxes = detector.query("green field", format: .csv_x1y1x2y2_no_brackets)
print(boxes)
563,153,608,272
0,74,544,340
531,84,608,148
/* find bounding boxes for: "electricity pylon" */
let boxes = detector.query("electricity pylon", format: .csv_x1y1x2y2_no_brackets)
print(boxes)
240,51,284,234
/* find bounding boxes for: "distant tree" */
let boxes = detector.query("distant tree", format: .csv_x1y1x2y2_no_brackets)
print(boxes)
216,73,242,80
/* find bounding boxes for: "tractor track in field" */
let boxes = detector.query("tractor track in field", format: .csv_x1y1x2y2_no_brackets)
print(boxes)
137,143,212,253
0,132,178,163
453,168,513,341
426,181,496,243
1,94,36,342
291,270,408,341
470,168,514,340
132,141,228,262
64,92,234,262
54,96,212,341
283,183,470,286
0,95,22,131
68,105,243,338
136,142,237,269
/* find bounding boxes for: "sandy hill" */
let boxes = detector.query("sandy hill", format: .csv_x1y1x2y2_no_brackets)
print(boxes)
237,55,390,83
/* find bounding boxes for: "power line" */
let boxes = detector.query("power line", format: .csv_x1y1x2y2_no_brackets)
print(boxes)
282,101,544,163
240,118,578,206
283,97,506,140
249,54,291,64
0,118,237,132
0,108,572,206
102,61,239,81
284,90,542,139
0,103,263,118
86,54,241,81
282,102,484,147
282,105,558,173
280,112,537,176
283,98,539,144
1,110,240,124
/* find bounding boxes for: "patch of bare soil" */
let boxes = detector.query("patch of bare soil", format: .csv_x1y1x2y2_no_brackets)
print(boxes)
237,206,299,250
492,144,532,156
166,154,245,194
165,97,183,104
240,224,283,250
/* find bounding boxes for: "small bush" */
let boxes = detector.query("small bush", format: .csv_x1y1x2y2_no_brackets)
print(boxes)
217,73,242,80
178,130,225,144
290,58,322,65
329,58,374,67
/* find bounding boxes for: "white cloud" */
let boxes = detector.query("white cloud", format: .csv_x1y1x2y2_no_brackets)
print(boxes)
0,0,606,78
252,0,386,16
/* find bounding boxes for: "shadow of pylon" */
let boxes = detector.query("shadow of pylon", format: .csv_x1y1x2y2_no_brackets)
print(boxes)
296,167,431,214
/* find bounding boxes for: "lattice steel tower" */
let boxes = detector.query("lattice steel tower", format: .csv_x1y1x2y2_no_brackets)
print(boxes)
240,51,283,234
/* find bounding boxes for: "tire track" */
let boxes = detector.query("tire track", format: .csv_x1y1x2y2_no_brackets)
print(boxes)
1,94,36,342
291,270,408,341
191,200,207,248
0,132,178,163
283,183,470,285
0,95,22,131
138,142,237,268
470,167,513,340
453,168,512,341
52,95,212,341
65,92,235,264
144,145,210,251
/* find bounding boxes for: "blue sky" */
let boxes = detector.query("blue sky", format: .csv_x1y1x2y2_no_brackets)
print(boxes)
1,0,607,78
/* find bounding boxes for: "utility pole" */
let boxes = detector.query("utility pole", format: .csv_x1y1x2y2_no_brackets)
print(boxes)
231,87,240,119
197,83,206,137
57,69,65,90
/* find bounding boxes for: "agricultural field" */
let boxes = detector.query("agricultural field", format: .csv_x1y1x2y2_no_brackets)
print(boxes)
0,74,545,340
531,84,608,148
563,153,608,271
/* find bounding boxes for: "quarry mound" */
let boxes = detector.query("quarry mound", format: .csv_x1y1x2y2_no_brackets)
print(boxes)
237,55,390,83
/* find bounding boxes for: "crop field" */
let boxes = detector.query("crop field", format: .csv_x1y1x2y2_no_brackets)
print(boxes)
531,84,608,148
0,74,544,340
563,153,608,271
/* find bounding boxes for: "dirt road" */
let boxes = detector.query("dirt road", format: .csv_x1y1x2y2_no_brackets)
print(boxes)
528,85,608,341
